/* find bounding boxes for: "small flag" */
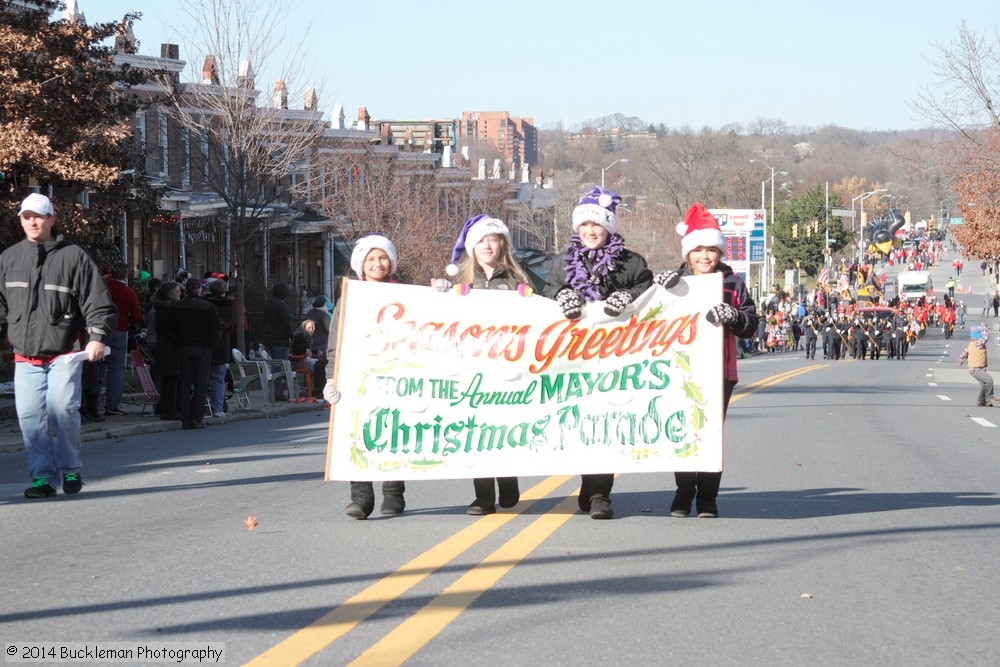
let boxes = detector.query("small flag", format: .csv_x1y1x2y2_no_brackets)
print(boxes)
817,267,829,286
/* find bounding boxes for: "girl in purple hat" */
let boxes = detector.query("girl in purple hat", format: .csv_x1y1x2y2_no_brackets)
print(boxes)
541,187,653,520
443,214,533,515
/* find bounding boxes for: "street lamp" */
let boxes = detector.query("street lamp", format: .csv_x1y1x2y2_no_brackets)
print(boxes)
851,188,887,260
750,159,789,295
601,158,629,189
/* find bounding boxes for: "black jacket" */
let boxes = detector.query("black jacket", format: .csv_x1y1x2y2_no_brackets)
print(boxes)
261,296,292,348
543,245,653,302
166,296,221,350
0,231,116,357
203,294,234,365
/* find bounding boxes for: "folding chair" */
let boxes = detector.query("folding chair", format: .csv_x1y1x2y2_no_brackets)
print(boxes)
256,346,294,401
129,350,159,416
231,348,278,406
287,354,314,399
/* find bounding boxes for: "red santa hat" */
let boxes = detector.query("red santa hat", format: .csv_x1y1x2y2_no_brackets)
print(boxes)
676,202,725,258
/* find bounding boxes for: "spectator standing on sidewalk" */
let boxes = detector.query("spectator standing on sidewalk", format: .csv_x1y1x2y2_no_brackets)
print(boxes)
0,194,116,498
302,295,331,397
203,279,235,417
958,325,998,407
166,278,221,429
261,282,293,400
102,263,142,416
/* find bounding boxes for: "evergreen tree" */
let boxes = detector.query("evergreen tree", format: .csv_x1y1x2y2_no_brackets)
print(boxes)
0,0,153,261
771,183,849,276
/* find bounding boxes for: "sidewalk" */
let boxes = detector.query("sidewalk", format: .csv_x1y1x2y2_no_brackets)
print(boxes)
0,388,328,455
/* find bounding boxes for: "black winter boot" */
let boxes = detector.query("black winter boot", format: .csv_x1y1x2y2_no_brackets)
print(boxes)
380,481,406,516
468,478,496,515
497,477,520,508
671,472,698,517
345,482,375,519
696,472,722,518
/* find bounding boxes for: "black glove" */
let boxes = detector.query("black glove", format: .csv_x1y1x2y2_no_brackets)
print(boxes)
604,290,633,317
556,289,584,320
705,303,739,327
654,270,680,289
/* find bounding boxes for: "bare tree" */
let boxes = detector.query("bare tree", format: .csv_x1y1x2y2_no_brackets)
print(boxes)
158,0,324,349
912,20,1000,140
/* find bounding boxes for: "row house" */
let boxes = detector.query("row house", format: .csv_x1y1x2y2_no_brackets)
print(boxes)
93,12,554,326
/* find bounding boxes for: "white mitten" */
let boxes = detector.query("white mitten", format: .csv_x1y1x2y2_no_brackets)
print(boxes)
323,379,342,404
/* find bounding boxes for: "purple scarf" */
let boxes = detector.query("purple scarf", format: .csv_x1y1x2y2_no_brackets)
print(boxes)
563,233,625,301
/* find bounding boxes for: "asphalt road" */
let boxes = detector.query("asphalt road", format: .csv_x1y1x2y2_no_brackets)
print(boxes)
2,253,998,666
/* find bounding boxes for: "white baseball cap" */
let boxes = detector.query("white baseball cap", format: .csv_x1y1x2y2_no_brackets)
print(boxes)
18,193,55,217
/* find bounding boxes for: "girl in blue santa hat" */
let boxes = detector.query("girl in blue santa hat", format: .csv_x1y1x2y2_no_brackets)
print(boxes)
541,186,653,519
440,214,534,515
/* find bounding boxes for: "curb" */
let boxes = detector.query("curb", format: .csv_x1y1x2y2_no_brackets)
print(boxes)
0,400,327,453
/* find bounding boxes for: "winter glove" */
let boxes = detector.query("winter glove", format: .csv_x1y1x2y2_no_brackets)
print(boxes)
556,289,584,320
431,278,453,292
654,270,681,289
323,379,342,405
604,290,634,317
705,302,739,327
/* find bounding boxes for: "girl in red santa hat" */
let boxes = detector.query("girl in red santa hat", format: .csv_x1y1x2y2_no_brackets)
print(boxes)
653,203,759,518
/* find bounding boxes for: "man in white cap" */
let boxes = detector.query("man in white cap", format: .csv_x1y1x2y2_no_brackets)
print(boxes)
0,193,116,498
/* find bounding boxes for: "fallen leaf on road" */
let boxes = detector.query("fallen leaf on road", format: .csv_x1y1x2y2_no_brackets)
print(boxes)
244,515,258,531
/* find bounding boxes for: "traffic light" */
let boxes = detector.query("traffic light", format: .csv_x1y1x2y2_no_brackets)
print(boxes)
792,223,798,239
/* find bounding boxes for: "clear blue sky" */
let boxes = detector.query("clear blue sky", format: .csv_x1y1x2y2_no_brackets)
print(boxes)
72,0,997,131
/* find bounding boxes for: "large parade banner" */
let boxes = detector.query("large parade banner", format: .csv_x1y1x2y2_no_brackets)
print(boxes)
325,274,724,481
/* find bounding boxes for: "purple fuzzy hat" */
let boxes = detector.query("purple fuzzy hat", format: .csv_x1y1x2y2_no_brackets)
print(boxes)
572,186,621,234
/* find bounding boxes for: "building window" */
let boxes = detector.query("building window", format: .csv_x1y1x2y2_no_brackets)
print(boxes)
201,132,210,183
159,114,169,176
136,112,146,152
181,127,190,187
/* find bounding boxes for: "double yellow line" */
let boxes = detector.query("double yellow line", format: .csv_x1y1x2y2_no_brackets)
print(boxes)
731,363,827,403
246,475,577,667
247,363,826,666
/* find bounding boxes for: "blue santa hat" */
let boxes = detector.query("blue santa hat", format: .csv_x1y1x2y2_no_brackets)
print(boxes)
446,214,511,277
572,186,621,235
971,326,984,340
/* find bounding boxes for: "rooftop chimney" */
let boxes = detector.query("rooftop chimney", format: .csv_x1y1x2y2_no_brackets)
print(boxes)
161,43,179,60
273,80,288,109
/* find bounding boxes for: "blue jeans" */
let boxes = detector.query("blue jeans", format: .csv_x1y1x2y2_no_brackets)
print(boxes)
101,330,128,411
208,363,228,414
14,359,83,483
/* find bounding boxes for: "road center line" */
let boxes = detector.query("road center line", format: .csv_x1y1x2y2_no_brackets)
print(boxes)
244,475,574,666
970,417,997,427
349,494,580,666
249,364,822,665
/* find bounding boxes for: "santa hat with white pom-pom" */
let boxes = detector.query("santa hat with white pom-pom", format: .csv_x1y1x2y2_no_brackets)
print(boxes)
572,186,621,235
445,214,511,277
677,202,725,258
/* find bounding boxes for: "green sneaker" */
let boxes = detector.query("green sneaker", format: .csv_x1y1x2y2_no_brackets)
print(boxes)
25,477,56,499
62,472,83,495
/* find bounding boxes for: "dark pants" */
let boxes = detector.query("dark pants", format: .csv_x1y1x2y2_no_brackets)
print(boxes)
179,346,212,426
804,336,816,359
674,380,736,504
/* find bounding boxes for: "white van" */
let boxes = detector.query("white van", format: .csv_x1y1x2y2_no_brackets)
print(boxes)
896,271,933,302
